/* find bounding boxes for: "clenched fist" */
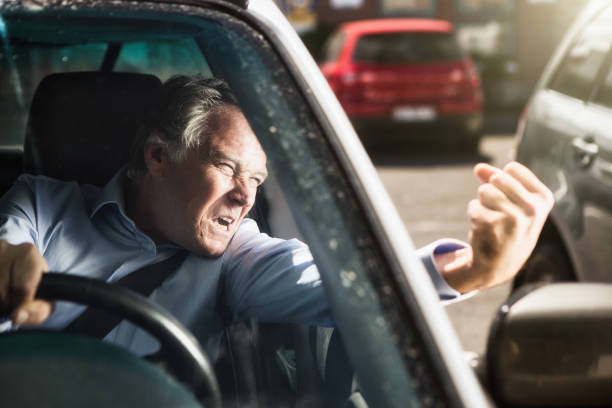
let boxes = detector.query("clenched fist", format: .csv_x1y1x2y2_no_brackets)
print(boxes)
437,161,555,293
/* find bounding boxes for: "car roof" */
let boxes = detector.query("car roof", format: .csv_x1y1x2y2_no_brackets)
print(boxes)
339,18,454,35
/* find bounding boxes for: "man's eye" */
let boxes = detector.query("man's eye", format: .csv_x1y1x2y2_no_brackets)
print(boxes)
218,163,234,176
248,177,261,188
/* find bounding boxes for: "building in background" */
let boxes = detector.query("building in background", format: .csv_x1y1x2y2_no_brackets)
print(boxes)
276,0,590,115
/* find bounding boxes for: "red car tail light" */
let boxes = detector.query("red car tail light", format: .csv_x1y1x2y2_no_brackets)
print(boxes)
449,68,464,83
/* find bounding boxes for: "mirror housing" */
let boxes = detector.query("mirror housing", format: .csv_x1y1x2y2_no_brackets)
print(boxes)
487,283,612,407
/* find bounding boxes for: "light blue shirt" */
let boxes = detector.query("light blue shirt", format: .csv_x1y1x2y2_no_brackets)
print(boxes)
0,171,462,357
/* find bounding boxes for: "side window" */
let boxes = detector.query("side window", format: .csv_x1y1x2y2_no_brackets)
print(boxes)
593,58,612,108
0,36,212,147
548,6,612,101
0,43,107,145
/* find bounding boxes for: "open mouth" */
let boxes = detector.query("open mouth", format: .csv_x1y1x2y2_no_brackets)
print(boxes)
214,216,234,231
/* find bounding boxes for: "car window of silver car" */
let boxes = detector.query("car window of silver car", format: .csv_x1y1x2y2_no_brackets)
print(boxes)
594,62,612,109
548,5,612,101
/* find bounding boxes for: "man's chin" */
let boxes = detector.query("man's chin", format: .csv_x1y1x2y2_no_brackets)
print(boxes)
193,240,229,258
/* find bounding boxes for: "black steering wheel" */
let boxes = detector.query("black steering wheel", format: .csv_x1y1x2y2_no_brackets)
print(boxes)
0,273,222,408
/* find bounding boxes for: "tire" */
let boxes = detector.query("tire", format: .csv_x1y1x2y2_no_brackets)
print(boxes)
511,242,575,291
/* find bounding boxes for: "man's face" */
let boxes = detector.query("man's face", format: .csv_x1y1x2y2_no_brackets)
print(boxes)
154,108,267,256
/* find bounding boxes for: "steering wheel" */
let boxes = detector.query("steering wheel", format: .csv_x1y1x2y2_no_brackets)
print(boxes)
0,273,222,408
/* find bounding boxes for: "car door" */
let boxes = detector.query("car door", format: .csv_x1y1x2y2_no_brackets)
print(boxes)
519,3,612,282
574,40,612,282
549,5,612,283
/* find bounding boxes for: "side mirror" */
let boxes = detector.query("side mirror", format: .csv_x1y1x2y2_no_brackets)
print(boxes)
486,283,612,407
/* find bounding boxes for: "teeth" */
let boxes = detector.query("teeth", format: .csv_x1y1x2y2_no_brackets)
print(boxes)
218,217,231,226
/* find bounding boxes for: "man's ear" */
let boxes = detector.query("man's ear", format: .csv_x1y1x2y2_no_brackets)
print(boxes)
143,140,168,178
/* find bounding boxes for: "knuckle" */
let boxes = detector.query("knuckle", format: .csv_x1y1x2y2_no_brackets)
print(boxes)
20,278,39,295
478,212,497,229
531,193,554,218
544,190,555,208
489,173,505,187
29,304,51,324
523,199,537,217
477,183,490,198
467,199,480,217
17,242,37,257
504,161,520,173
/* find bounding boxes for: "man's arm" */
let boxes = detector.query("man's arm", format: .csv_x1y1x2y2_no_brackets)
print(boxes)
222,219,332,326
434,161,554,293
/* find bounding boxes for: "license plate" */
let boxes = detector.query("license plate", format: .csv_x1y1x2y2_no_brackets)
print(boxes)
392,106,437,122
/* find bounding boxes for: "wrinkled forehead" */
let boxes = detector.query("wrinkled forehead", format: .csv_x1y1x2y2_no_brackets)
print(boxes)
205,108,267,170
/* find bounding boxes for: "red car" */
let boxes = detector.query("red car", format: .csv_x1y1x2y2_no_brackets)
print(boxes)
320,18,484,150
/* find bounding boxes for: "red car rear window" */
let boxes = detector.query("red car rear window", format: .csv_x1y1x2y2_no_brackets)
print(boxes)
353,32,463,64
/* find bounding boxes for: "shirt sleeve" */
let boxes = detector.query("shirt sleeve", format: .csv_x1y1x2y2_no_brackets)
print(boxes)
0,176,39,247
416,238,477,305
222,219,333,327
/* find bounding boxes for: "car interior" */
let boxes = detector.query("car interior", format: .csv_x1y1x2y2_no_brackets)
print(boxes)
0,10,368,408
0,64,366,406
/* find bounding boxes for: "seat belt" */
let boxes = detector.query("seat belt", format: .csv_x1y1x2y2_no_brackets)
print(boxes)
63,251,188,339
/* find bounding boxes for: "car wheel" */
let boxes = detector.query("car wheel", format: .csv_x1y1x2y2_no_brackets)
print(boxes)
511,242,575,291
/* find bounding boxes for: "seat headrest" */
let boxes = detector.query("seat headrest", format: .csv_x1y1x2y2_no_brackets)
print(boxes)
24,72,162,186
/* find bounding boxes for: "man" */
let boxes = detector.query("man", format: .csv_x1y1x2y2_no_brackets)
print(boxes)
0,75,554,356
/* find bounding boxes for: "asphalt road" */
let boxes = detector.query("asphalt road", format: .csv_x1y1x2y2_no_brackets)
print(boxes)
373,135,515,354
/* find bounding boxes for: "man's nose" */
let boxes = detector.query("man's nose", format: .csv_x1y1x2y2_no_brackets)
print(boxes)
230,176,256,207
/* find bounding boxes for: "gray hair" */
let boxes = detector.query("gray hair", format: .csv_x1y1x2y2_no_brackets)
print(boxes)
127,75,240,182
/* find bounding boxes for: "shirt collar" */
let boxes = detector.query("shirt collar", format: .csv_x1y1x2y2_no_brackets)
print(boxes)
87,168,181,251
88,168,129,219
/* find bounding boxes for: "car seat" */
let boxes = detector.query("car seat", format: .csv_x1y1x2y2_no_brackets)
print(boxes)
23,71,162,186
